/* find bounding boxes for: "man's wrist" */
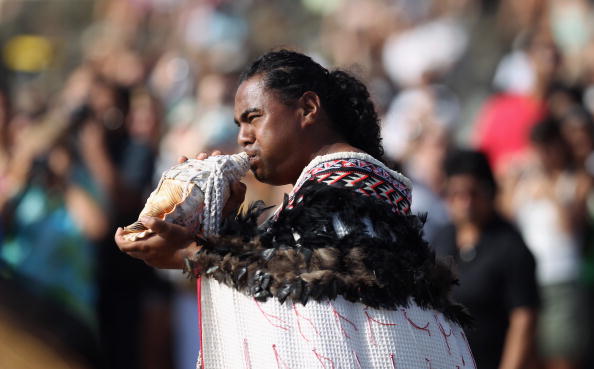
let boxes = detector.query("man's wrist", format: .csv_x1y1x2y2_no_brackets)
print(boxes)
181,239,203,275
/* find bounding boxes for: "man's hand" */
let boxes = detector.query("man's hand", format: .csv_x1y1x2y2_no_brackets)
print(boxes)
115,216,201,269
179,150,247,217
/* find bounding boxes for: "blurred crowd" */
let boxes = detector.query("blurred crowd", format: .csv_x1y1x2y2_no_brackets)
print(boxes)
1,0,594,368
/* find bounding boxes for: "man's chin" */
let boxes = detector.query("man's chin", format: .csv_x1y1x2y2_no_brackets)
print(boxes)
251,168,266,182
252,168,283,186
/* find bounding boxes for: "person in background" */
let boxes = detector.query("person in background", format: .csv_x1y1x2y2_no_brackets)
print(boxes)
473,29,559,176
0,132,108,329
432,149,539,369
503,119,588,369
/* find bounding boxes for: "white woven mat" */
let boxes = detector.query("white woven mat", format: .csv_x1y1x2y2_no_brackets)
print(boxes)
199,278,475,369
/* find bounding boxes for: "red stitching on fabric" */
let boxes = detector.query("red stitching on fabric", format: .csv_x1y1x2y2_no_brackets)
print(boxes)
293,303,319,342
401,309,431,336
350,174,369,185
255,299,290,331
370,180,385,189
353,351,363,369
243,338,252,369
272,344,291,369
366,310,399,327
317,172,333,182
383,188,396,198
329,171,352,185
365,308,398,346
196,279,205,369
434,314,452,354
313,348,336,369
390,353,397,369
460,331,477,369
330,302,358,338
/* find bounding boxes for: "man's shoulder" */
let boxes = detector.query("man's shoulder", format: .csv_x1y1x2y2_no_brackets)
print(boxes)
481,216,535,263
290,152,412,215
483,216,526,247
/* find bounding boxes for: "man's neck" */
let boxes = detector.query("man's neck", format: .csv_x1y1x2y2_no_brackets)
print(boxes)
309,142,364,162
456,222,481,251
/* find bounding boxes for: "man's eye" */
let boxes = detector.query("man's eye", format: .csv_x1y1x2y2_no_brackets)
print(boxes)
248,114,260,122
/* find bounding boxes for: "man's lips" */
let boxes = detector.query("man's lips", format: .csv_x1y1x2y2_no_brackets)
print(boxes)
245,151,259,167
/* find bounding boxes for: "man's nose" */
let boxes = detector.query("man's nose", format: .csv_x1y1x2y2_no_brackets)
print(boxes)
237,125,253,147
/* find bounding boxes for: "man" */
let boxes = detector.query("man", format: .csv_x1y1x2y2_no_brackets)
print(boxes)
116,50,474,368
432,149,539,369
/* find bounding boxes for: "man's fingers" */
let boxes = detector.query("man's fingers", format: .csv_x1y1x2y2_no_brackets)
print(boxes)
140,216,170,235
195,150,222,160
115,227,132,246
115,227,142,252
223,181,247,216
178,155,189,163
230,181,247,197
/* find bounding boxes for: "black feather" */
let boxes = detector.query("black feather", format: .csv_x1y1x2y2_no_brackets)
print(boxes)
185,181,473,328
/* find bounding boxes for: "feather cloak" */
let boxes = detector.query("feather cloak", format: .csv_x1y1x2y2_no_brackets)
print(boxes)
187,152,475,369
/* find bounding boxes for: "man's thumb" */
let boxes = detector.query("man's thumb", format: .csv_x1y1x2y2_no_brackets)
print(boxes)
140,216,168,234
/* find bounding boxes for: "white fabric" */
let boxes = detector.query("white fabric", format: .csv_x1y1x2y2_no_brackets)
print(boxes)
516,198,581,285
514,172,581,285
199,279,475,369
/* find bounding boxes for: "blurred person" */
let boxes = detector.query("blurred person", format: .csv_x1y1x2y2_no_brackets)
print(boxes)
432,149,539,369
473,28,560,176
115,49,475,369
381,84,459,243
0,91,47,210
496,0,546,43
149,51,195,109
548,0,592,82
503,119,588,369
176,1,249,73
321,0,398,76
546,83,583,121
0,134,108,329
379,1,468,241
73,75,174,369
381,0,470,90
559,107,594,173
156,72,237,175
557,107,594,369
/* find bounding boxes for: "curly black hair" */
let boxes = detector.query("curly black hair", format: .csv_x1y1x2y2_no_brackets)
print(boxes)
239,49,384,161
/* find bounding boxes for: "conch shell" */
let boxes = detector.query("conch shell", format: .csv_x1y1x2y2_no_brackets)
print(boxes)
121,152,249,241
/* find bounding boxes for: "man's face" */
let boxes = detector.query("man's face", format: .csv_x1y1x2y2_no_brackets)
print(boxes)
445,174,494,226
234,75,305,185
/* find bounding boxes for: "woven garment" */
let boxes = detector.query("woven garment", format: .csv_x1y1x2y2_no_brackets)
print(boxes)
191,152,475,368
199,278,475,369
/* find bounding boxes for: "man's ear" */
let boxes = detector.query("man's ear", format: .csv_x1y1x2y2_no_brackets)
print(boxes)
299,91,321,128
